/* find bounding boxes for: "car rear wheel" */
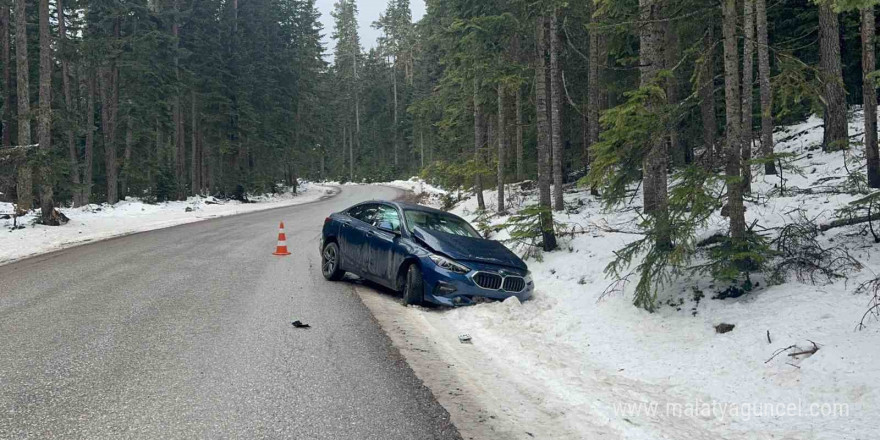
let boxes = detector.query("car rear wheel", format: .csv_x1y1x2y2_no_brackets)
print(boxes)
321,242,345,281
402,264,424,306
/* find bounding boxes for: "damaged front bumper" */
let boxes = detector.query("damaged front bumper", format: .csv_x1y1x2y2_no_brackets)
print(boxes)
419,258,534,307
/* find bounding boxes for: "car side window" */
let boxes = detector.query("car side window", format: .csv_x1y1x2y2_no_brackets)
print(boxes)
373,205,401,232
350,204,379,225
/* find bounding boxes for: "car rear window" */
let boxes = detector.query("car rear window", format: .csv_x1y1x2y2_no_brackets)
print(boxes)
404,210,480,238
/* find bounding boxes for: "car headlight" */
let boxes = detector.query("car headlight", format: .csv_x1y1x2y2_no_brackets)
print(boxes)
524,271,533,284
429,254,470,274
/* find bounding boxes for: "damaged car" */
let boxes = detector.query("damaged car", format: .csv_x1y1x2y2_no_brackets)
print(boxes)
320,201,533,306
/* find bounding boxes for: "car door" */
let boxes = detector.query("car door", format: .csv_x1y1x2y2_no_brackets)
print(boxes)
339,203,378,274
365,204,402,284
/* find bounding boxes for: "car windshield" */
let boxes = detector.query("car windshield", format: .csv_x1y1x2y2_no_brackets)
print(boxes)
404,210,481,238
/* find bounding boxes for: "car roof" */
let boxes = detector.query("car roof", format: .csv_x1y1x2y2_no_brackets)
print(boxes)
359,200,450,216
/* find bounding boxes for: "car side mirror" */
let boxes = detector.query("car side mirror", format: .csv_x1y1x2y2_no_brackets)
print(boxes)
377,221,400,235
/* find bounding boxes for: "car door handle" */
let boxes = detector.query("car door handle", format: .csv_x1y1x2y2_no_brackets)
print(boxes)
366,230,375,237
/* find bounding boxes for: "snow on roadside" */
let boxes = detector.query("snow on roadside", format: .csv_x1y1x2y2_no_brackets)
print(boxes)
376,112,880,438
0,182,337,265
377,177,451,209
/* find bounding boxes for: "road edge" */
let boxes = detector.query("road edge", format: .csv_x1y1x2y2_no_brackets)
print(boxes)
0,185,342,268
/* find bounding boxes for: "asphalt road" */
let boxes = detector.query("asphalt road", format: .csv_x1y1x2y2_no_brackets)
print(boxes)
0,185,461,440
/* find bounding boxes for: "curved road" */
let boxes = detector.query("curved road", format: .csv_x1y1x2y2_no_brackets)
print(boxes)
0,186,461,439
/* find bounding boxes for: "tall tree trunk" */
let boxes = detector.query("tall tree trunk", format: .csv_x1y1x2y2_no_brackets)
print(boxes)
420,129,424,169
722,0,746,240
756,0,776,175
191,90,199,195
818,1,848,152
393,63,399,169
122,113,132,197
172,0,185,200
473,79,485,210
102,19,120,205
639,0,670,247
37,0,52,222
665,14,684,166
353,44,361,158
14,0,31,211
1,4,11,148
587,5,601,196
100,64,119,205
83,73,95,204
515,85,524,181
341,124,346,178
699,24,718,166
549,11,564,211
497,86,506,212
741,0,755,193
535,15,557,251
349,123,354,181
58,0,82,205
863,6,880,188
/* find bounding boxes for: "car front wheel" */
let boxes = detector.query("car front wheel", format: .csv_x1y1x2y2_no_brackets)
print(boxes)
402,263,424,305
321,242,345,281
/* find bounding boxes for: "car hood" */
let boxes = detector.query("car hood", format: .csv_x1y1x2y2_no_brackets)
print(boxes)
412,227,527,271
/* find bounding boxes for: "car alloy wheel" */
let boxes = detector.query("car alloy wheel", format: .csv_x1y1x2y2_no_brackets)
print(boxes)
322,242,345,281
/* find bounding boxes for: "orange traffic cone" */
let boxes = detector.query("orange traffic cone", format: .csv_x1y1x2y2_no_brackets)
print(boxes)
273,222,292,256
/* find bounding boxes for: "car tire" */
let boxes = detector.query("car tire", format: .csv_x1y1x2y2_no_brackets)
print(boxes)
321,242,345,281
402,263,424,306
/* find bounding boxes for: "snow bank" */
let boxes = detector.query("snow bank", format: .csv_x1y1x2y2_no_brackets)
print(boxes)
394,112,880,438
339,176,451,209
0,182,336,265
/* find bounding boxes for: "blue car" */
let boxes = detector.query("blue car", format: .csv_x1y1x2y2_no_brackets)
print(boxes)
320,201,534,306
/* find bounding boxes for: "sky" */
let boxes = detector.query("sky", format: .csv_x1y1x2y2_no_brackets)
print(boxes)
315,0,427,60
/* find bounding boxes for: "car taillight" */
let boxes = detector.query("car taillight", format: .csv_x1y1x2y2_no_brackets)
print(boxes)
324,217,331,224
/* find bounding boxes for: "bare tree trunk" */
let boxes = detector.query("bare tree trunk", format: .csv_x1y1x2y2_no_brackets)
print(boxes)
1,4,11,148
353,45,361,158
863,6,880,188
818,1,848,152
191,90,199,195
722,0,746,240
420,129,424,169
122,113,132,197
341,124,346,178
58,0,82,205
393,63,398,169
100,64,119,204
741,0,755,193
756,0,776,175
549,11,564,211
699,24,718,166
473,79,485,210
14,0,31,211
83,73,95,204
639,0,670,247
172,0,185,199
37,0,52,222
516,86,524,181
665,14,684,167
103,19,120,204
349,124,354,181
497,86,506,212
587,6,601,196
535,15,557,251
